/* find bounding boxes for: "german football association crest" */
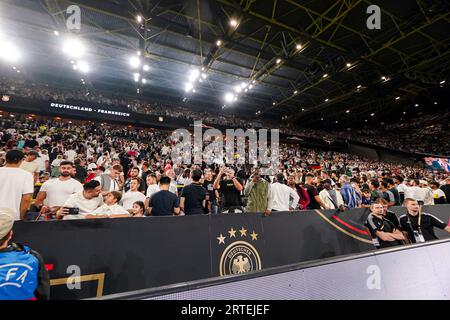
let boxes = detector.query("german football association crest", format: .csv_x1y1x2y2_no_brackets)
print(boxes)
217,227,262,276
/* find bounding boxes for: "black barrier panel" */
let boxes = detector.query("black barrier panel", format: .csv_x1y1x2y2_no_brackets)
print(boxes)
10,205,450,300
12,216,212,299
261,210,374,268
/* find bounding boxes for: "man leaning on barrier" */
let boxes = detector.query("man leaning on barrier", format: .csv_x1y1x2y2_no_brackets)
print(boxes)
0,209,50,300
365,202,406,249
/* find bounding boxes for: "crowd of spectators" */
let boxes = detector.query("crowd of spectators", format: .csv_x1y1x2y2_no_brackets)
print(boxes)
0,114,448,223
2,77,448,156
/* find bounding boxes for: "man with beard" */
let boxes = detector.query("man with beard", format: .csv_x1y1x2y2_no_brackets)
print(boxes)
34,161,83,216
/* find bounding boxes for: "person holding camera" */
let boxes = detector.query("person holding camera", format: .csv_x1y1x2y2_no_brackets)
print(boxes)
399,198,450,244
0,208,50,300
56,180,104,220
213,166,244,213
244,168,269,213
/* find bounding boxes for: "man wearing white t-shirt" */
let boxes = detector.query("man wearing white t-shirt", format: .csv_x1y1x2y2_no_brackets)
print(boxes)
145,174,160,208
121,178,146,210
0,150,34,220
34,161,83,214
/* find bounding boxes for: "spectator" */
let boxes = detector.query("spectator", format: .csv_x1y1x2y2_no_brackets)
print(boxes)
38,149,49,173
145,173,160,205
287,175,310,210
304,173,328,210
244,168,269,213
404,179,425,205
121,178,146,210
266,173,299,213
430,181,446,204
203,169,218,214
394,176,407,204
94,164,123,195
213,167,244,213
420,180,434,206
0,150,33,220
360,189,372,208
34,161,83,216
339,175,360,208
141,162,151,190
369,179,383,202
399,198,450,243
57,180,104,220
380,181,395,207
319,179,345,210
365,202,405,249
131,201,145,217
148,176,180,216
386,178,401,206
0,209,50,300
440,177,450,204
19,150,40,183
73,158,87,183
180,170,207,215
123,167,145,193
88,191,130,219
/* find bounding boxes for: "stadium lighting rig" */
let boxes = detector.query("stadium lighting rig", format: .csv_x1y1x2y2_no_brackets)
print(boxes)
0,40,21,63
62,38,86,59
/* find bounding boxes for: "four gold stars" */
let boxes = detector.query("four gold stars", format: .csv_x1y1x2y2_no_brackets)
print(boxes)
218,227,258,244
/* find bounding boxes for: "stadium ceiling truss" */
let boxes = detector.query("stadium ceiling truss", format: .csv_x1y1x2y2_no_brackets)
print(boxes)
6,0,450,127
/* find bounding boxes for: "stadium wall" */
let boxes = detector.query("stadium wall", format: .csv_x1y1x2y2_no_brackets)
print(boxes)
12,205,450,300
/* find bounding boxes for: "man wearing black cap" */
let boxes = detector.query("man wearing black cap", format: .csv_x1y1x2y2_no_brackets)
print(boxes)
0,208,50,300
19,150,40,183
0,150,34,220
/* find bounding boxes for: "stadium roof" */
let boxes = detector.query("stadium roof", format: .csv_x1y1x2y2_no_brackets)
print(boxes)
1,0,449,128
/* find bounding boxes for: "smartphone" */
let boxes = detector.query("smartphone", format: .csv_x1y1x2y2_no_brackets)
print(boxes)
67,207,80,215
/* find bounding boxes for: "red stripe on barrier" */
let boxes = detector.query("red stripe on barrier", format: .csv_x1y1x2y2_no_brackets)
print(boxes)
332,215,370,236
45,264,54,271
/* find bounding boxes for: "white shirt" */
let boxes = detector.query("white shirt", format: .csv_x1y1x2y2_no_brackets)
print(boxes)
0,167,34,220
121,191,146,210
404,186,425,201
146,184,160,199
267,182,300,211
422,187,434,205
51,159,63,167
87,163,97,170
65,150,77,162
38,153,49,171
40,178,83,207
91,203,129,216
62,192,104,219
432,189,446,203
20,160,40,174
397,183,408,194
